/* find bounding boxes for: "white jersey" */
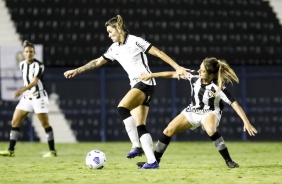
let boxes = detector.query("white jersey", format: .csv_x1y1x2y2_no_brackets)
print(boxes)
103,34,156,87
19,59,45,98
187,74,236,113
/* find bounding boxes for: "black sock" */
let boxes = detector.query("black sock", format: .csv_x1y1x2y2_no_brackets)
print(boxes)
8,140,17,152
137,125,149,139
154,133,172,163
210,131,232,161
9,127,20,151
45,127,55,151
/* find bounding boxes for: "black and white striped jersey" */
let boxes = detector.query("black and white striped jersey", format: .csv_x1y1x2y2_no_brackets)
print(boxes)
103,34,156,87
188,74,236,112
19,59,45,95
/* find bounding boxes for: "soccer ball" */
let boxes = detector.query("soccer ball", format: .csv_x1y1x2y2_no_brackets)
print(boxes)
85,150,106,169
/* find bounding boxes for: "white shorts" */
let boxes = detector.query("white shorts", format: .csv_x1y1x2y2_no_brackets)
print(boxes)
181,107,221,130
16,90,49,114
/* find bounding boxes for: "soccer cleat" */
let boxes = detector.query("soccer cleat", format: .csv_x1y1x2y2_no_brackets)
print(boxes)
138,161,159,169
226,160,239,168
126,147,144,158
137,158,160,168
136,162,146,168
42,151,57,158
0,149,15,157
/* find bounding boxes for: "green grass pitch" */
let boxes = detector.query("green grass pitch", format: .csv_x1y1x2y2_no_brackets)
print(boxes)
0,142,281,184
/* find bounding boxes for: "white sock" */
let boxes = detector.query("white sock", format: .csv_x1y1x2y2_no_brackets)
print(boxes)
123,116,140,148
140,133,156,164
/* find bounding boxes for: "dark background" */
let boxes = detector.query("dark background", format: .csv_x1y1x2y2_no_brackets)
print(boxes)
0,0,281,142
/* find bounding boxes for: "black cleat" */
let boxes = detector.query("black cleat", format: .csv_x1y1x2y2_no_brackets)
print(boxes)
226,160,239,168
136,162,146,168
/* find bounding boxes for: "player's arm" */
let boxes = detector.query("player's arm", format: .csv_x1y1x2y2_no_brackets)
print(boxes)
231,101,258,136
147,46,188,79
140,71,181,81
64,56,107,79
14,77,39,98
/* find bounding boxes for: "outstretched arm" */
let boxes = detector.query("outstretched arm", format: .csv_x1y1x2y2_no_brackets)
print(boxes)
231,101,258,136
64,56,107,79
140,71,185,81
148,46,189,79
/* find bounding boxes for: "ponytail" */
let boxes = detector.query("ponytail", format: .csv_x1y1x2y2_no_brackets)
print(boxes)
203,57,239,93
105,15,129,34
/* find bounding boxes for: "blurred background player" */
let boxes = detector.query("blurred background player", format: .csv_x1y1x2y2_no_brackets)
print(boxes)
137,57,258,168
0,40,57,158
64,15,189,169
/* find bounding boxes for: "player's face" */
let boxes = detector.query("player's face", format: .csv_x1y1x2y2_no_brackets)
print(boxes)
107,26,120,43
23,46,35,63
198,63,210,81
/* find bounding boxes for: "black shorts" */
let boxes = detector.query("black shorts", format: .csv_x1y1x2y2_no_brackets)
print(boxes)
133,82,155,107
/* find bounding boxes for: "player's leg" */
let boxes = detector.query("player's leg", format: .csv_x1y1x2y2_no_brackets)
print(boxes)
133,105,159,169
137,113,192,168
129,107,145,156
156,113,192,162
117,88,146,158
37,113,57,157
34,95,57,157
0,109,28,156
203,113,239,168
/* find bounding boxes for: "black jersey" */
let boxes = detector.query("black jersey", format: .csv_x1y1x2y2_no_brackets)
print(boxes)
188,74,236,112
19,59,45,96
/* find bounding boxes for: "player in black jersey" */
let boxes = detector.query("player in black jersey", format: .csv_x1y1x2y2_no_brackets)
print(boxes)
137,57,258,169
0,40,57,158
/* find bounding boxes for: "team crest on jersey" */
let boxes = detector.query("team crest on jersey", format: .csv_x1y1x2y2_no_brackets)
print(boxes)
207,89,215,98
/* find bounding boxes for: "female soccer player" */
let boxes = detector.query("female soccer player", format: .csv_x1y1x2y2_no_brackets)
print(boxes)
64,15,188,169
137,57,258,168
0,40,57,157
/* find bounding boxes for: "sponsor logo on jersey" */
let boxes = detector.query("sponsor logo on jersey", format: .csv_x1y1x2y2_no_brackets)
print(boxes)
135,42,145,50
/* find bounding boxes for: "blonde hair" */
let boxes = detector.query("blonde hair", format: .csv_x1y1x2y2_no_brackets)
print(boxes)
105,15,129,34
203,57,239,93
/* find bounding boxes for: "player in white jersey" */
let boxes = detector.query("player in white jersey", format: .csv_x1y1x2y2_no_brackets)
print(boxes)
137,57,258,169
0,40,57,158
64,15,189,169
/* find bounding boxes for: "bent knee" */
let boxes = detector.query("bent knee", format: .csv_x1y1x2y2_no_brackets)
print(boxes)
163,126,176,137
116,107,131,120
205,127,216,136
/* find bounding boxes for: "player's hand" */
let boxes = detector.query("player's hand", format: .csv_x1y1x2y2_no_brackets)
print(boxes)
176,66,190,80
64,69,78,79
243,123,258,136
13,89,24,99
139,73,151,81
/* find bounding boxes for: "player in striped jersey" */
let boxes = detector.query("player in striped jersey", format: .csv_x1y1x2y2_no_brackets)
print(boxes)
137,57,258,168
64,15,188,169
0,40,57,158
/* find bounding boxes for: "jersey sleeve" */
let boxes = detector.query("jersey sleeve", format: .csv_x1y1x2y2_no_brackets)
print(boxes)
135,36,152,53
19,61,24,71
34,60,44,78
219,87,236,105
102,44,115,62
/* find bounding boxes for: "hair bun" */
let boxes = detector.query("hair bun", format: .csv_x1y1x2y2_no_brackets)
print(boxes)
23,40,29,46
